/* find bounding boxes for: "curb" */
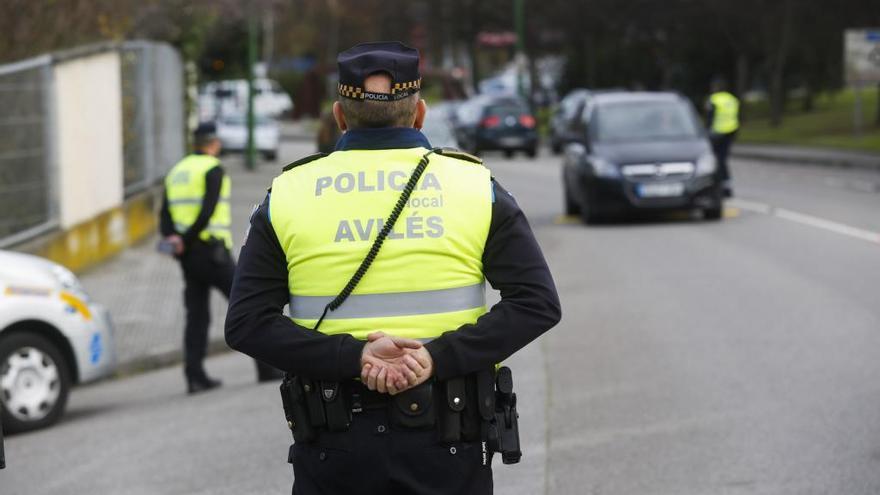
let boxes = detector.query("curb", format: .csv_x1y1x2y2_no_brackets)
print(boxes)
733,144,880,171
107,338,234,379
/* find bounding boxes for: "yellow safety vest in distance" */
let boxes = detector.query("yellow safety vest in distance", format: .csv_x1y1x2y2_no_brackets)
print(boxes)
709,91,740,134
270,147,493,341
165,154,232,248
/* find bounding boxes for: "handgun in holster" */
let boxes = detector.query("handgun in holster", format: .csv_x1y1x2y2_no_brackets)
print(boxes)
480,366,522,464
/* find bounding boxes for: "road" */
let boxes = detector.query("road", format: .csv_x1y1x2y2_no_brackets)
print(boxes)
3,139,880,494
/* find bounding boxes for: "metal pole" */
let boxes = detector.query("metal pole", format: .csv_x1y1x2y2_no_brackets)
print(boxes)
853,82,863,139
514,0,525,98
246,13,257,170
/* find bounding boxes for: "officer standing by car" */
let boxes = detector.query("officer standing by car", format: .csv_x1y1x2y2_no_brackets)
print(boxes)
705,77,740,197
160,123,280,394
1,416,5,469
225,41,560,494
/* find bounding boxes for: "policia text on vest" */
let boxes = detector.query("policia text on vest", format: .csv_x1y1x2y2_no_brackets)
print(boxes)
316,169,445,242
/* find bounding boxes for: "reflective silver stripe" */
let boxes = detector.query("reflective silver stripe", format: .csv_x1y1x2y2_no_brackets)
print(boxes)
168,198,230,206
290,283,485,320
175,223,230,232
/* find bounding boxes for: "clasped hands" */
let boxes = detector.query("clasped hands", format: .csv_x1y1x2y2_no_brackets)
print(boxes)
359,332,433,395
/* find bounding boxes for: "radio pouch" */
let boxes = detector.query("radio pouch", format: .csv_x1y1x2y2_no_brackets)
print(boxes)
321,381,351,431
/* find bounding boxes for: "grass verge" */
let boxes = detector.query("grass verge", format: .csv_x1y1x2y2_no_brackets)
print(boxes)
738,88,880,153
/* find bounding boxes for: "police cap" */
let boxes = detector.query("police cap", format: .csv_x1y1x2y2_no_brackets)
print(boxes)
194,122,217,139
337,41,421,102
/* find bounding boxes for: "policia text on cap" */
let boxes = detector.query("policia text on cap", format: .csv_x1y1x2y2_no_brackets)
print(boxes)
225,41,561,494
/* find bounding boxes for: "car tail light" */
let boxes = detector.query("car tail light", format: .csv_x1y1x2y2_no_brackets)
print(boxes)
480,115,501,128
519,115,536,128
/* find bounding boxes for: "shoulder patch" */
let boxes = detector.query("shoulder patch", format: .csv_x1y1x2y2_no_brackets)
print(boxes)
433,148,483,165
282,152,328,172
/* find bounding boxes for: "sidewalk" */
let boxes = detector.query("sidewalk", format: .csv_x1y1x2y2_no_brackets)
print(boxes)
734,143,880,170
80,130,316,374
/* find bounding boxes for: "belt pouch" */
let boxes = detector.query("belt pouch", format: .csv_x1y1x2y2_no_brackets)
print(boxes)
321,381,351,432
475,369,496,421
280,376,316,443
391,382,435,429
461,375,482,441
301,378,326,428
437,377,466,442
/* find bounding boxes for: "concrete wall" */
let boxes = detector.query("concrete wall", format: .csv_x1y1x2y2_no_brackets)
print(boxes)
54,51,125,229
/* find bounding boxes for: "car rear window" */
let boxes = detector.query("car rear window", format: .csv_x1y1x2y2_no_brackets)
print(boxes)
486,104,526,117
594,100,700,142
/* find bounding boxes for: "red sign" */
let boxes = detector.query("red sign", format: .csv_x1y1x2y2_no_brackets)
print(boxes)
477,32,517,47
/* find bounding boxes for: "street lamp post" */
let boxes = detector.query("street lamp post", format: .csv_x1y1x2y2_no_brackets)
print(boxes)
246,13,258,170
514,0,525,99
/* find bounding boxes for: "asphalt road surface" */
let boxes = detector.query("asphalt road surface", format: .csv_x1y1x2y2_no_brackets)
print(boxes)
3,140,880,494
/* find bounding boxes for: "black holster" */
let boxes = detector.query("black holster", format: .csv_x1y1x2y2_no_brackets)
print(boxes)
479,367,522,464
280,375,316,443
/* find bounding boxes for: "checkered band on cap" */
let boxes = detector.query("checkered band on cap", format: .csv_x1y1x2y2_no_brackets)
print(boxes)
337,41,421,102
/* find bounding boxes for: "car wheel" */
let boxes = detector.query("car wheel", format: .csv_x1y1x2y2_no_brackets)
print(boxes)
703,205,723,220
525,147,537,159
564,184,580,215
0,332,71,433
579,197,600,224
551,142,562,155
263,150,278,161
703,189,724,221
503,149,514,159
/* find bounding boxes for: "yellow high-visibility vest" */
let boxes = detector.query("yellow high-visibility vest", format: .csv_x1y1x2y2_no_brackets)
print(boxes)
269,148,492,341
709,91,740,134
164,154,232,248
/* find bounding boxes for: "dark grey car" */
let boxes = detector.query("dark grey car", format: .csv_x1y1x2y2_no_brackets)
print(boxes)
561,92,723,223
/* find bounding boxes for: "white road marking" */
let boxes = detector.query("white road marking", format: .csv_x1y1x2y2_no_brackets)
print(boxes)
774,208,880,244
728,198,880,245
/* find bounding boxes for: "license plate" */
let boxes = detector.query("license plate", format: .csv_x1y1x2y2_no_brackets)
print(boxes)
637,182,685,197
499,137,524,147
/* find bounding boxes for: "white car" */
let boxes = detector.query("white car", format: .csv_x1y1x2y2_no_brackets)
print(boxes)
199,79,293,121
216,114,281,161
0,250,116,433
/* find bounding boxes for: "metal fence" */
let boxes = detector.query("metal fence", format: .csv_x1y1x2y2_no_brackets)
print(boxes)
0,56,57,246
0,41,184,248
121,42,186,196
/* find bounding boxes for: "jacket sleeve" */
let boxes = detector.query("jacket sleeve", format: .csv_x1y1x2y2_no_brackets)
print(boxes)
705,100,716,130
424,180,561,380
159,191,176,236
225,194,366,380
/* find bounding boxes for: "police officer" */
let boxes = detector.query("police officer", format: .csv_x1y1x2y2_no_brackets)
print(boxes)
705,77,740,198
1,415,5,469
226,41,560,494
160,123,280,394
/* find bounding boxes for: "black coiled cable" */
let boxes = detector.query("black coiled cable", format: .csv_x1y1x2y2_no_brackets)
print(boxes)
313,148,437,330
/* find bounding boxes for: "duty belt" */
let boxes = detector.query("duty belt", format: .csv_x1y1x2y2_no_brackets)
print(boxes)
280,368,523,464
